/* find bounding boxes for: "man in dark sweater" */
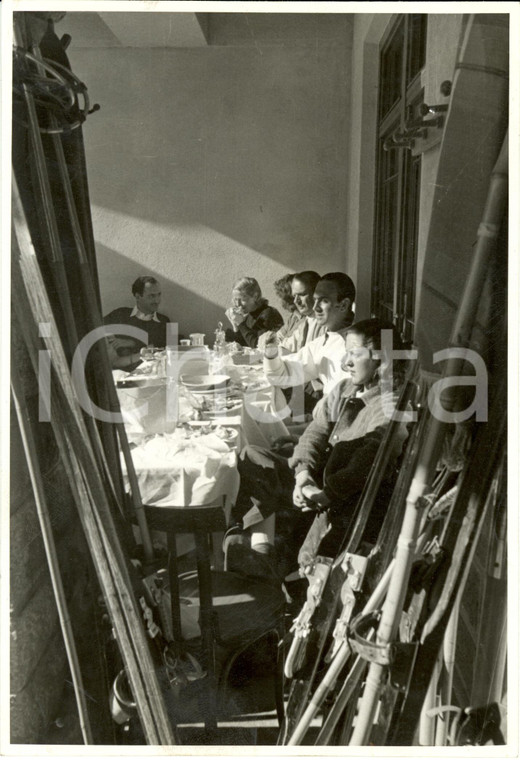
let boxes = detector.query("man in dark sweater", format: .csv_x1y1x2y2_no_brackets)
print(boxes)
103,275,170,371
224,276,283,348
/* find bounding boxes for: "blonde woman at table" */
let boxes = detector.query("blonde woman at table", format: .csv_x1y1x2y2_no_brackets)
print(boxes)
224,276,284,349
224,318,411,585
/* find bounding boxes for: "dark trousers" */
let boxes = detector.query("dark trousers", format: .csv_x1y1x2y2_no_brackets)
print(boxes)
233,445,314,552
233,445,296,529
233,444,389,565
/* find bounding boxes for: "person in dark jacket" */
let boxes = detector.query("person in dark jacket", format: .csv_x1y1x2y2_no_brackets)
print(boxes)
224,276,283,348
103,275,170,371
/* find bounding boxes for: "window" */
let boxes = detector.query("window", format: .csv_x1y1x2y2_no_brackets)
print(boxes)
372,15,427,343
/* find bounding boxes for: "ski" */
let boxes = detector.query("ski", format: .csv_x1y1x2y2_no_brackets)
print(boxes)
279,376,419,744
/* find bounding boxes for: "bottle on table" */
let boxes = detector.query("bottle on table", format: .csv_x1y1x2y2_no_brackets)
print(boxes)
211,322,227,375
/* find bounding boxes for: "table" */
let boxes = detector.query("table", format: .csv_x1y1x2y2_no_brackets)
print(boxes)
115,355,290,446
115,350,290,553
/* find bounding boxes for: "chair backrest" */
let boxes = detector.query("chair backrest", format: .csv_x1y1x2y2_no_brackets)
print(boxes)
143,503,227,536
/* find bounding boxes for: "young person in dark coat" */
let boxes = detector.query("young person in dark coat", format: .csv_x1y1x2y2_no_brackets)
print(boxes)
225,318,410,583
224,276,283,348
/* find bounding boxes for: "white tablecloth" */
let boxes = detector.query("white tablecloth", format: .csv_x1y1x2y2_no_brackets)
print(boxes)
121,430,239,517
115,358,289,511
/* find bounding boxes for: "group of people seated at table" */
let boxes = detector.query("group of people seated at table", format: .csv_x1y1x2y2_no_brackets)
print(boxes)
103,271,410,588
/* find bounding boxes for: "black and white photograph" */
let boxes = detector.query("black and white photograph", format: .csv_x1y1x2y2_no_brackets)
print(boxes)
1,1,518,754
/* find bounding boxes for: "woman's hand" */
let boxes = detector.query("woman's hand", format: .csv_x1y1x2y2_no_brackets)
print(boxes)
259,330,279,358
293,470,320,511
225,306,246,329
258,330,277,351
301,485,331,509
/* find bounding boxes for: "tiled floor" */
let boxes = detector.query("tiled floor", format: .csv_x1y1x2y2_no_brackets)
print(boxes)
45,679,323,747
43,550,316,747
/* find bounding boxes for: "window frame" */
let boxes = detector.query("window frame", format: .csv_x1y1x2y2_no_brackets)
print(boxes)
371,14,427,344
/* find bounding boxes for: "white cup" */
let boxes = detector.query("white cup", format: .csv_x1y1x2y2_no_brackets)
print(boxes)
190,333,205,347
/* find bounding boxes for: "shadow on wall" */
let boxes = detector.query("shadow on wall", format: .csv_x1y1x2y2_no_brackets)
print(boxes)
72,44,349,273
97,243,238,342
92,203,293,337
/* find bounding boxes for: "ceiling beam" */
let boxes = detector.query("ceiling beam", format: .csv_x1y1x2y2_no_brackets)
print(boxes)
98,12,208,48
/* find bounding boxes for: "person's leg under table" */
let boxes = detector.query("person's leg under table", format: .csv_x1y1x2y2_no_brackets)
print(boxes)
233,444,296,531
228,445,313,580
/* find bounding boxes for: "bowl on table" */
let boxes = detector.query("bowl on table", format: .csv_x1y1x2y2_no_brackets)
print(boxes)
180,374,230,392
213,426,239,448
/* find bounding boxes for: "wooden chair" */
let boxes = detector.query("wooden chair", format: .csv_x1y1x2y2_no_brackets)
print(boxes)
143,502,286,735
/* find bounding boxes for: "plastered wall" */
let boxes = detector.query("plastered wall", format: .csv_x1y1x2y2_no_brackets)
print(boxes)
67,24,352,340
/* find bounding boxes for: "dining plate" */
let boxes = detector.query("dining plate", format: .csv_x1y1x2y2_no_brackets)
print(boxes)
180,374,230,391
116,376,163,388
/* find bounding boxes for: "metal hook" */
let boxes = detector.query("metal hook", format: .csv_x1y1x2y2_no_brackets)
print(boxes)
419,103,449,116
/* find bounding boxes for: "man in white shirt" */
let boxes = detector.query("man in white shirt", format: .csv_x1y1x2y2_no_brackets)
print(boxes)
263,272,356,398
278,270,325,354
103,276,170,371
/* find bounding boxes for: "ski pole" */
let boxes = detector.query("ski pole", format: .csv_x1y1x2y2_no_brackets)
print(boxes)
419,641,444,745
12,179,177,745
420,464,502,746
348,86,508,743
282,375,418,743
15,30,155,563
388,372,505,746
29,39,155,563
11,369,94,744
435,594,461,745
291,521,434,746
349,411,445,745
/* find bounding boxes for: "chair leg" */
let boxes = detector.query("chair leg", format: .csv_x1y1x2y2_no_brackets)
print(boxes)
167,532,183,644
194,530,217,733
275,634,286,727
